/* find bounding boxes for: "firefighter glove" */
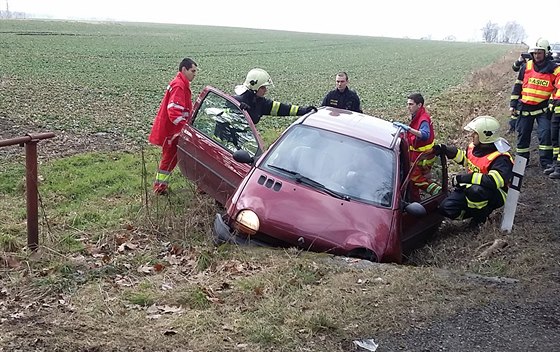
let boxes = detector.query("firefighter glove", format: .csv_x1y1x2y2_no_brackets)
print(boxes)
238,102,250,111
304,106,318,114
433,144,447,156
452,173,469,188
392,121,410,131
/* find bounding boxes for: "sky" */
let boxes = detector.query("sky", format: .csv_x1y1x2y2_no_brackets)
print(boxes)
4,0,559,44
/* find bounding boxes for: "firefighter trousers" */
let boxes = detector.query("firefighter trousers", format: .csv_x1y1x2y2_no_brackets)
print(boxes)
515,112,552,168
551,112,560,162
439,185,505,224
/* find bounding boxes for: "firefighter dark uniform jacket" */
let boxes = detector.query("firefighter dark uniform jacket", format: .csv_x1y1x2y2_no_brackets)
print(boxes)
233,90,313,124
321,87,362,113
449,143,514,207
510,58,560,115
407,106,435,166
149,72,192,146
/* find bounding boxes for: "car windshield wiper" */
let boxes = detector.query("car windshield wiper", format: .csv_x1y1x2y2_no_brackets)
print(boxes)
268,164,350,201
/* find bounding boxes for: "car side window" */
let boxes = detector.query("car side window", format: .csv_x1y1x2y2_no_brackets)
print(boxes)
192,92,259,157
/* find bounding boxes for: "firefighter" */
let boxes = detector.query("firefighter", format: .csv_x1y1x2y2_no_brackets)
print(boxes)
393,93,441,200
545,73,560,179
148,58,198,195
509,38,560,170
435,116,513,227
232,68,317,124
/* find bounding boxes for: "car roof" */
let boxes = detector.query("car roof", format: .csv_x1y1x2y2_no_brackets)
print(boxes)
299,107,400,148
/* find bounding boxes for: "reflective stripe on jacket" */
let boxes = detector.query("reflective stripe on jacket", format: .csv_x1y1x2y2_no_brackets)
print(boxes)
149,72,192,146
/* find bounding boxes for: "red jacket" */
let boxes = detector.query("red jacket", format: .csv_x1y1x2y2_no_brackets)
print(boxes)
407,106,434,162
149,72,192,146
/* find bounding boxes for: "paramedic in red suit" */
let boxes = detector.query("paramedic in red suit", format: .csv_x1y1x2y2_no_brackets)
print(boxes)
149,58,198,195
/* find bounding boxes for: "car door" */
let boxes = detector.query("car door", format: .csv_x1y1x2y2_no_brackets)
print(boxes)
177,86,265,205
400,142,448,245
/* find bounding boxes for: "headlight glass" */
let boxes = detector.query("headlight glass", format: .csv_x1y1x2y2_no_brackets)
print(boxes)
234,210,260,235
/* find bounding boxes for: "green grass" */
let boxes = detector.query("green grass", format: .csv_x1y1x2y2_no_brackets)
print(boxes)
1,19,513,143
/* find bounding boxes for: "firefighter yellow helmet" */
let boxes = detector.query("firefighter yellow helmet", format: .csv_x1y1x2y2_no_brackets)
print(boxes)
529,37,550,54
243,68,274,91
464,115,501,144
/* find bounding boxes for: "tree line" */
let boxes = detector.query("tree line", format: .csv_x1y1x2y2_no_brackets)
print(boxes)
481,21,526,44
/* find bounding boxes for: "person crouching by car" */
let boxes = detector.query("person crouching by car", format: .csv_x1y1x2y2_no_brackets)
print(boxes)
434,116,513,228
232,68,317,124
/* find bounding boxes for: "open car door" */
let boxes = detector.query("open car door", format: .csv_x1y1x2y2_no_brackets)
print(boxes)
177,86,265,205
400,145,448,248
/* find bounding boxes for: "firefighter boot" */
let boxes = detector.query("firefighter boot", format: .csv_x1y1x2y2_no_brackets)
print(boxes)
549,164,560,179
544,161,557,175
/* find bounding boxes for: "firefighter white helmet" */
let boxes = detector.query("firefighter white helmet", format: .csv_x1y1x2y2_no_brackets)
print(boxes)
464,115,501,144
529,38,550,54
243,68,274,91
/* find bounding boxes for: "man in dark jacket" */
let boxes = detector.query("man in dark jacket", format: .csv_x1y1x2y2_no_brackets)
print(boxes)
321,72,362,113
232,68,316,124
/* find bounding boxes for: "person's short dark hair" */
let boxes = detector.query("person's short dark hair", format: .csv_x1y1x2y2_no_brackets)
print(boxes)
179,58,197,71
408,93,424,106
337,72,349,81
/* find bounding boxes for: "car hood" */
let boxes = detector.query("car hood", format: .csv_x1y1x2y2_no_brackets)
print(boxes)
230,170,397,257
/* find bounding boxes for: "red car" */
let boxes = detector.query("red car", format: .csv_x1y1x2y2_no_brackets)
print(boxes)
177,86,448,263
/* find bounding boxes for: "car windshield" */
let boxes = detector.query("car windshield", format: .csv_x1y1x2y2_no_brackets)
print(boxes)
551,43,560,51
262,125,395,207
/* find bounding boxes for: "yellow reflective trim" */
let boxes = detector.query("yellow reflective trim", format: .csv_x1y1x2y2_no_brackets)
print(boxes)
472,173,483,185
511,95,520,100
271,101,281,116
467,198,488,209
488,170,504,188
426,183,442,195
539,145,553,150
289,105,299,116
453,149,465,164
517,147,530,153
155,171,171,183
410,141,435,152
515,79,523,84
498,188,507,203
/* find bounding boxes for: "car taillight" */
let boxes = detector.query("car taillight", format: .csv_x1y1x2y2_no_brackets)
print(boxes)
234,209,260,235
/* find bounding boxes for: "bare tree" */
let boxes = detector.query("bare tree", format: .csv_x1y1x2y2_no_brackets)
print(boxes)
481,21,499,43
501,21,526,44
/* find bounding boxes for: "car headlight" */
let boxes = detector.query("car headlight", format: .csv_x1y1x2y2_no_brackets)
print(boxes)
234,209,260,235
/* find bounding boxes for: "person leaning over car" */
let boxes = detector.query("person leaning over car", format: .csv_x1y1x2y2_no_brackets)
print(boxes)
321,71,362,113
392,93,441,200
434,116,513,228
149,57,198,195
509,37,560,170
232,68,316,124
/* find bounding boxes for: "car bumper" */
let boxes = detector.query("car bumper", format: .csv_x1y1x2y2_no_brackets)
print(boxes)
212,214,268,247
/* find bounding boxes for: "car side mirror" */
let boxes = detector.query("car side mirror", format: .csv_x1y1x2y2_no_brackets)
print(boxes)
403,201,427,217
233,149,254,164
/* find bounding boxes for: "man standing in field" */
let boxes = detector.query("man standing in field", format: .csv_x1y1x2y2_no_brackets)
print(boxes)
321,72,362,113
393,93,441,200
509,38,560,170
232,68,316,124
149,58,198,195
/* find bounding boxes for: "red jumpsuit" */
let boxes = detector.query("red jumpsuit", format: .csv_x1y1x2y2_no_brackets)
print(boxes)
148,72,192,193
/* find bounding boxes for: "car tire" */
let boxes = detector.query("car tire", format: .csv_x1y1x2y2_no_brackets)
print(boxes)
348,248,378,262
